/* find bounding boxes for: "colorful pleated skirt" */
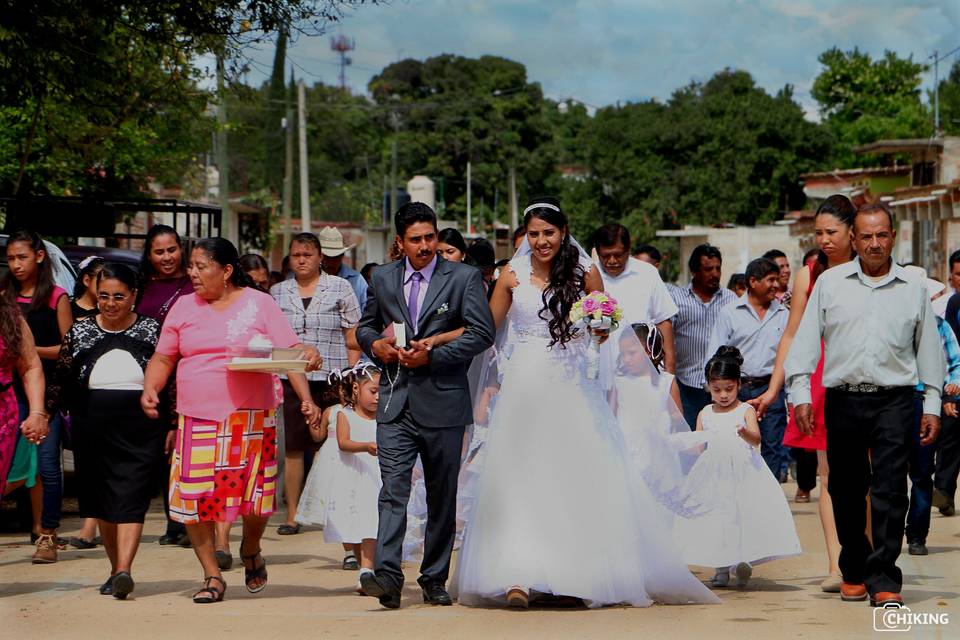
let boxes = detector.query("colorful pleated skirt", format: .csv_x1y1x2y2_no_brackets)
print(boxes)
168,408,278,524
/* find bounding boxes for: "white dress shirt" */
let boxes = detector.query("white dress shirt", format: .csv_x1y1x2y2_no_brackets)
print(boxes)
599,258,678,326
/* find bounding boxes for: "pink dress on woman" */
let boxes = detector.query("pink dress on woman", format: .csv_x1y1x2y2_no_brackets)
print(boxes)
0,337,22,496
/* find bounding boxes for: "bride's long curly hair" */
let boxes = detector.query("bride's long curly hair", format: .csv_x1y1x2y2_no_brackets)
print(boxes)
523,197,585,349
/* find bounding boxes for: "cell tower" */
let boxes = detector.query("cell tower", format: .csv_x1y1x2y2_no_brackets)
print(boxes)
330,34,355,91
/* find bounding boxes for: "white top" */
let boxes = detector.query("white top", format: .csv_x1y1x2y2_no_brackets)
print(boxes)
598,258,678,326
88,349,145,390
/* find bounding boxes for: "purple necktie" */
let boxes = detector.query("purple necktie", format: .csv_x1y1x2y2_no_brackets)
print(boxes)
407,271,423,331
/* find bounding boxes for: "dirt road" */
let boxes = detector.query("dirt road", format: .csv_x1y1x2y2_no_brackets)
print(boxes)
2,481,957,639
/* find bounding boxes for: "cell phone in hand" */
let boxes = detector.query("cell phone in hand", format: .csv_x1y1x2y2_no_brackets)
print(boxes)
393,322,407,348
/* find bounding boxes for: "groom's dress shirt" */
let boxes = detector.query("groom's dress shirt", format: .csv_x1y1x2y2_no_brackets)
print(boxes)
404,255,437,333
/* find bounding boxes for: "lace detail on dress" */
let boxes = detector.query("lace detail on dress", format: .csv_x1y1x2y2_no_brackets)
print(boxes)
46,315,160,414
500,254,588,384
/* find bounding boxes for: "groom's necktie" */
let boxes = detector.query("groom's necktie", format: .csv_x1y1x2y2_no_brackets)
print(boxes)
407,271,423,332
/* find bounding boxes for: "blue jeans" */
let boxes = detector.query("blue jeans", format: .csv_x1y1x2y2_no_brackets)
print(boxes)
906,395,935,543
18,394,63,530
677,381,711,431
739,382,789,478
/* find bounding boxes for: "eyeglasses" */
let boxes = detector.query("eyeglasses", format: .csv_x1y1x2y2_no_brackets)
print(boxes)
97,293,130,304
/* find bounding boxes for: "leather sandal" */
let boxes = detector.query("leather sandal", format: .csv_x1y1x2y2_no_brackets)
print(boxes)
241,538,268,593
192,575,226,604
506,587,529,609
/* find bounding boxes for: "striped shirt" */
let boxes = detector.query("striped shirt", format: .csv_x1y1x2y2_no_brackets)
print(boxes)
668,283,737,388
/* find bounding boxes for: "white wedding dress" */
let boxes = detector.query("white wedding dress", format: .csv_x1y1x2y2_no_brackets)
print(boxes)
451,253,719,607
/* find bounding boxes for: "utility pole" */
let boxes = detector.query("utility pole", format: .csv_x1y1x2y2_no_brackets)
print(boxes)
509,166,518,230
389,140,398,220
297,80,310,232
216,56,232,243
282,106,294,250
466,161,472,234
934,50,941,136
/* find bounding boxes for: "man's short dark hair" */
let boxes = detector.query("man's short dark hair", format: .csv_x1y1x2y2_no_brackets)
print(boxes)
745,257,781,284
595,223,630,252
634,244,662,262
949,250,960,272
762,249,787,262
853,202,894,230
395,201,438,237
688,244,722,273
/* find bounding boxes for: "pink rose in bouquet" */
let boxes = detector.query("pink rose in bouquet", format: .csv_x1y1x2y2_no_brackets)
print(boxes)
582,297,599,314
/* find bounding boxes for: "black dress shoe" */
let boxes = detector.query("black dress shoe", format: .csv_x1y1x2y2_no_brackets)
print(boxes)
359,572,401,609
99,575,115,595
908,541,928,556
112,571,135,600
158,533,179,545
420,581,453,605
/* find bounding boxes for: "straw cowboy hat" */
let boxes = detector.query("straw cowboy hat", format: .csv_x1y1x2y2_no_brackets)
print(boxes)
318,226,355,257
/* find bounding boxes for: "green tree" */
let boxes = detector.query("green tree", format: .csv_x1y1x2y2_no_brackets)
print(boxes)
0,0,372,196
811,47,929,166
368,55,556,226
579,70,830,241
934,60,960,136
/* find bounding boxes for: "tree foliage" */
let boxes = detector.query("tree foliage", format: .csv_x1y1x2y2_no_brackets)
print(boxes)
0,0,369,196
811,47,930,166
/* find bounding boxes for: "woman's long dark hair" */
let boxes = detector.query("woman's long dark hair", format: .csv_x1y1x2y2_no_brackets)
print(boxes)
139,224,185,282
812,194,856,284
3,229,55,313
193,237,250,288
523,197,585,349
0,297,23,367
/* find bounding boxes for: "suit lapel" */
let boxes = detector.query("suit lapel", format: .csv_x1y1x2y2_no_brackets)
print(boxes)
392,260,413,328
417,259,452,335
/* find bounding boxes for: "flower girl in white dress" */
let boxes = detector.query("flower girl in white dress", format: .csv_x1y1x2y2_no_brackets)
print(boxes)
674,347,801,588
297,364,382,585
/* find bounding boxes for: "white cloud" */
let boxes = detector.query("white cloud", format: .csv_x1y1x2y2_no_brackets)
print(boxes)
235,0,959,116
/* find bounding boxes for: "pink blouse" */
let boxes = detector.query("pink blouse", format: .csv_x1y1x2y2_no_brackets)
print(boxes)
156,287,299,421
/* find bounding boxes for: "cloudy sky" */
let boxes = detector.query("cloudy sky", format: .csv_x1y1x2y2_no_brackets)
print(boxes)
236,0,960,118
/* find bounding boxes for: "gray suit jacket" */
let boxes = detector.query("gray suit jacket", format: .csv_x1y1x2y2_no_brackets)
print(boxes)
357,258,496,427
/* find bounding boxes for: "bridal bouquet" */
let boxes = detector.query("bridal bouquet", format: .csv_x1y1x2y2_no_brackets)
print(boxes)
570,292,623,379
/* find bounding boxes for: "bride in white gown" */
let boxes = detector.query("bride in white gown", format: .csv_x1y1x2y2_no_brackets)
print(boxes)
451,197,719,608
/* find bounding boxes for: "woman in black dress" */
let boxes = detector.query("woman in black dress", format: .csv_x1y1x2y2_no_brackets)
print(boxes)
47,263,167,600
67,255,104,549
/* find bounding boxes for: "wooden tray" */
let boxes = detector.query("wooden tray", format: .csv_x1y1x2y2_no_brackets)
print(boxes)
227,359,308,373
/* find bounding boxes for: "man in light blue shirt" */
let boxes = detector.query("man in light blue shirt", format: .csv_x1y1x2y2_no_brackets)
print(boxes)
319,225,369,311
706,256,790,478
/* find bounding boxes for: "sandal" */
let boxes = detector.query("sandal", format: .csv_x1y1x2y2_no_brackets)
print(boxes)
276,523,301,535
192,575,226,604
240,538,268,594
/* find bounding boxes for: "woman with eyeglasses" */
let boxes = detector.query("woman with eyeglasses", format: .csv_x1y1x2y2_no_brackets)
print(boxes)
46,263,167,600
270,232,361,535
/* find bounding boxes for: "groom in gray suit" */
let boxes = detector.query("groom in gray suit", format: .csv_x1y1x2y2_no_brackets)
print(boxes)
357,202,496,609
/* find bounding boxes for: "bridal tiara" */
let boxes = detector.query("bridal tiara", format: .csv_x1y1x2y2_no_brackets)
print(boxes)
523,202,560,215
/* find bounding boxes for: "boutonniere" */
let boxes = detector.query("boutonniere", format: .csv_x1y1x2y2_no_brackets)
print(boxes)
436,302,450,316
